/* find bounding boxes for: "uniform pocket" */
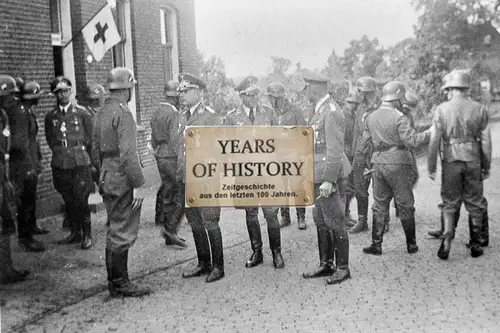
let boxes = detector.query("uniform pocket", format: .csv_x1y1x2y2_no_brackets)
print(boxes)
100,170,130,197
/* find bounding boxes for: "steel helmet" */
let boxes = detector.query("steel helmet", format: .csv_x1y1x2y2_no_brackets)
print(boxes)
0,75,20,96
165,80,179,97
356,77,377,92
345,90,361,103
107,67,137,90
266,82,286,98
381,81,406,102
22,81,48,100
445,70,471,89
50,76,72,92
87,83,105,100
404,91,418,108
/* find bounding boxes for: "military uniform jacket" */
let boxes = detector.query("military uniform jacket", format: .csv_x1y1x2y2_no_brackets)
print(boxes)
361,102,430,165
428,95,491,174
45,103,93,169
309,94,351,185
224,104,277,126
343,107,357,160
6,102,33,172
177,102,221,183
275,100,306,126
93,98,144,189
352,100,380,160
150,102,179,158
0,107,9,184
25,104,42,172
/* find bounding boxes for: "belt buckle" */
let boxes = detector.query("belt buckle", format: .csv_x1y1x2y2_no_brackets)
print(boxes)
62,139,68,148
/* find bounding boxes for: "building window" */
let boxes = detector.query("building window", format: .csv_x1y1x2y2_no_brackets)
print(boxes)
160,7,180,83
111,0,125,67
49,0,75,84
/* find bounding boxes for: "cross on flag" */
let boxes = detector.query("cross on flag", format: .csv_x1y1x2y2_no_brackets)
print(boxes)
82,3,121,62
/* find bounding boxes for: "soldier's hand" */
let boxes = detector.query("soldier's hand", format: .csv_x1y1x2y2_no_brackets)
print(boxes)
363,168,374,178
429,172,436,181
482,169,490,180
5,181,15,199
319,181,335,198
131,197,144,212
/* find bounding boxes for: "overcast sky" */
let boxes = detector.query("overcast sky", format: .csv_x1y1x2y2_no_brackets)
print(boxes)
195,0,420,78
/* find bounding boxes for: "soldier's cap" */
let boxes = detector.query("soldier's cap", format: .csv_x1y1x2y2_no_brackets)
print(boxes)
165,80,179,96
51,77,72,93
266,81,286,98
235,76,260,95
178,73,206,92
87,83,105,99
22,81,49,100
301,72,329,86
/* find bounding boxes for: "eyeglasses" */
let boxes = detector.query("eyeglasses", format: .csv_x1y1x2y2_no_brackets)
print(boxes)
56,89,71,95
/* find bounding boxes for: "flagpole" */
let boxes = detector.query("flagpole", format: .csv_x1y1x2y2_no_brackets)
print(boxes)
62,1,109,49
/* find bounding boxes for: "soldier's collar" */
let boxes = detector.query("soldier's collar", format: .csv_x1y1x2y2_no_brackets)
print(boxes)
314,93,331,113
189,101,202,115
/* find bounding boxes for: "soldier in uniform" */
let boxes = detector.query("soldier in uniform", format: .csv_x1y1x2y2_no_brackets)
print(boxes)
428,71,491,260
94,67,150,297
45,77,94,250
343,90,362,228
225,76,285,269
151,80,186,247
301,72,351,284
85,83,105,117
0,75,30,284
265,81,308,230
349,77,380,234
16,81,50,252
361,81,431,256
176,73,225,283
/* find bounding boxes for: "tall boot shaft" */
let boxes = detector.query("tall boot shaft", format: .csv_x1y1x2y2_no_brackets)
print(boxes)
0,235,30,284
191,226,211,265
302,228,335,278
296,208,306,220
246,214,263,252
371,214,385,246
268,227,284,268
481,210,489,247
333,231,349,269
206,228,225,283
154,184,165,226
108,250,150,297
401,217,419,253
357,196,369,217
469,215,484,257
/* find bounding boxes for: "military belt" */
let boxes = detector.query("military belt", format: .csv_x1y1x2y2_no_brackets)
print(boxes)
445,138,477,145
101,151,120,159
53,140,84,148
374,144,405,152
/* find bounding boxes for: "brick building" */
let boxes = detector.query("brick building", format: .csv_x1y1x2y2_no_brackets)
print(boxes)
0,0,198,217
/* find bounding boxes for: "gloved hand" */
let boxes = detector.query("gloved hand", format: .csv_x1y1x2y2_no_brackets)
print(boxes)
318,181,336,198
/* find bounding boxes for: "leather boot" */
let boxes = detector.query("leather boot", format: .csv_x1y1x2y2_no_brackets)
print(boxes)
401,216,418,253
0,235,30,284
58,221,82,244
437,211,456,260
206,228,225,283
108,249,151,297
182,226,211,277
297,208,307,230
279,208,291,228
268,227,284,269
480,210,489,247
18,236,45,252
469,215,484,258
363,214,384,255
81,214,92,250
326,232,350,285
245,211,263,268
155,184,165,226
163,206,187,248
303,228,335,278
349,197,369,233
62,212,72,230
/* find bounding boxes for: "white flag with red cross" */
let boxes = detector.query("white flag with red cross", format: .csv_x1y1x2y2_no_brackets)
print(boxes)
81,3,121,62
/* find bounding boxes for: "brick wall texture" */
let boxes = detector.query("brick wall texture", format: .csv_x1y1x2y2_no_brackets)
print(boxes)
0,0,198,217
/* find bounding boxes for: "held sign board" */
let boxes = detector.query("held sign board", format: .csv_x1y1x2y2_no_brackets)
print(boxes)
185,126,315,208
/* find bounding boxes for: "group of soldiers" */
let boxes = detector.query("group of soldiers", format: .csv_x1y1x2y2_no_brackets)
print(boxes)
0,65,491,298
